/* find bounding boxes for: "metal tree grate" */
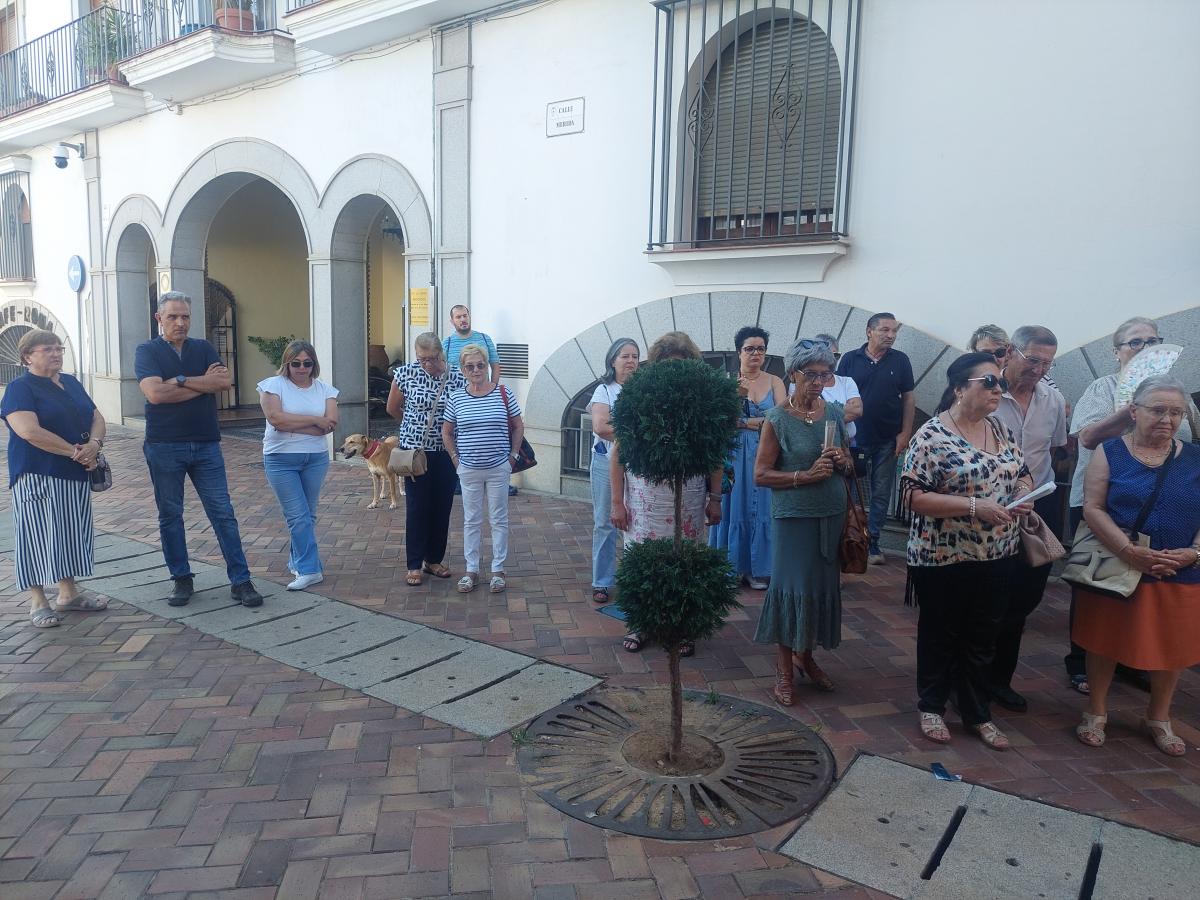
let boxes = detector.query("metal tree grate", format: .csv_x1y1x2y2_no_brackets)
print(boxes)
517,687,836,840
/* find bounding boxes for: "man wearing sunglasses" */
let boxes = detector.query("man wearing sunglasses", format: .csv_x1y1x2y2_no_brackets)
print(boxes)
836,312,915,565
990,324,1068,712
1061,316,1196,695
135,292,264,609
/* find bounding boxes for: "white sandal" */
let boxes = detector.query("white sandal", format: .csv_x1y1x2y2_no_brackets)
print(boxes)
489,573,506,593
456,573,478,593
1144,718,1186,757
972,721,1010,751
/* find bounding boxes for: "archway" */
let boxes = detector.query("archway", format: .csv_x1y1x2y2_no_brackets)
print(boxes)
112,222,157,421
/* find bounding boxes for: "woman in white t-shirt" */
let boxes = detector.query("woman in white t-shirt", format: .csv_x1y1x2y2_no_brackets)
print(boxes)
257,340,339,591
587,338,640,604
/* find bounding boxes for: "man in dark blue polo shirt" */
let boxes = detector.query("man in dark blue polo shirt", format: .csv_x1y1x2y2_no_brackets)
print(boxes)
837,312,915,564
135,292,262,608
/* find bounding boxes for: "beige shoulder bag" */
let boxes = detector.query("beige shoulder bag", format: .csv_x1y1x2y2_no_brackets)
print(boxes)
388,375,449,478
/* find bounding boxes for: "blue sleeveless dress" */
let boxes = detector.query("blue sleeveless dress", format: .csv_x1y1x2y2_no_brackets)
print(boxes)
708,394,775,578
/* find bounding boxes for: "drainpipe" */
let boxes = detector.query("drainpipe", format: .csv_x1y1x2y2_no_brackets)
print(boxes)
81,128,104,395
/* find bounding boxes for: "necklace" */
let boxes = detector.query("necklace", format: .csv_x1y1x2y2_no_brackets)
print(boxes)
946,408,989,453
1131,436,1171,466
740,370,763,381
788,393,822,425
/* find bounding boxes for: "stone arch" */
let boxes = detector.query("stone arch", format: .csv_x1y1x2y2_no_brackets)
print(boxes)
314,155,434,437
162,138,319,335
522,292,957,495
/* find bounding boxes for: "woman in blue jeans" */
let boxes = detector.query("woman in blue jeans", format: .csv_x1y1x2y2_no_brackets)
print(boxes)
257,340,339,591
587,338,640,603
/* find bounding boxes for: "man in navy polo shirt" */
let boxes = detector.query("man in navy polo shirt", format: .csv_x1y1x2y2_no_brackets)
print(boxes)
135,292,263,608
837,312,915,564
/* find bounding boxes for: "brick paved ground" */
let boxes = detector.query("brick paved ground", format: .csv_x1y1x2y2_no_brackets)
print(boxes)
1,426,1197,898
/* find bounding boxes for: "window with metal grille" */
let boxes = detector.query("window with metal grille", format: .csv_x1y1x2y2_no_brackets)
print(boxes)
649,0,860,249
0,171,33,282
497,342,530,379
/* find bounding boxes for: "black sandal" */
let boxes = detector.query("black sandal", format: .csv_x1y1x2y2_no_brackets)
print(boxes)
1069,674,1090,696
592,587,610,604
622,633,643,653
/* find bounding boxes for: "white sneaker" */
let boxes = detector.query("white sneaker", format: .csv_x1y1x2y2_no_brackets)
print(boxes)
287,573,324,591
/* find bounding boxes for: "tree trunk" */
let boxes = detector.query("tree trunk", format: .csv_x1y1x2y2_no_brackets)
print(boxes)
673,474,684,552
668,646,683,762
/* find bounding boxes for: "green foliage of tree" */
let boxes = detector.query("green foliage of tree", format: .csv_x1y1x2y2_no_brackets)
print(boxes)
247,335,296,369
611,358,742,764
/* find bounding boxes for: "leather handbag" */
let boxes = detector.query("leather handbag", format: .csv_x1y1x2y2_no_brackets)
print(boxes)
499,385,537,474
1018,511,1066,567
839,475,870,575
1061,443,1174,599
388,374,448,478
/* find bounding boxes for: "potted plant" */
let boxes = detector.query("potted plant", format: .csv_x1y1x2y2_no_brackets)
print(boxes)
612,358,742,765
76,3,135,84
215,0,258,32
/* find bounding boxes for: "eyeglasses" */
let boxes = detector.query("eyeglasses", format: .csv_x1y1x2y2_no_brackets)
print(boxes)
289,359,315,369
462,362,487,372
799,370,835,383
30,345,65,354
966,374,1009,391
416,355,441,364
1013,346,1054,372
740,345,767,355
1134,404,1185,421
797,339,830,351
1117,337,1164,351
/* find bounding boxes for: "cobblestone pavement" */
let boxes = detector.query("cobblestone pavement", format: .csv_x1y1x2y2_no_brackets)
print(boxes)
0,426,1197,898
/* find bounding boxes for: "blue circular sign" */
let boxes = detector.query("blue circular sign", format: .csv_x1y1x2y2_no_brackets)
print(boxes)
67,255,86,293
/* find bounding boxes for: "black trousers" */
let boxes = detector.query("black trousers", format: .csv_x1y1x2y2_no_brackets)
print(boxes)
1064,506,1087,678
913,556,1017,726
404,450,456,571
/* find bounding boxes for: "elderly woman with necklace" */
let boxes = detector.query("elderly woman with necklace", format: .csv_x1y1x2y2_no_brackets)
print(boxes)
901,353,1034,750
753,339,852,705
710,326,787,590
1073,375,1200,757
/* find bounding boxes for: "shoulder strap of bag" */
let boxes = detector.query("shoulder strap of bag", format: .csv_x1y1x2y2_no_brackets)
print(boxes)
1129,442,1175,537
1186,404,1200,445
419,375,449,446
499,384,515,443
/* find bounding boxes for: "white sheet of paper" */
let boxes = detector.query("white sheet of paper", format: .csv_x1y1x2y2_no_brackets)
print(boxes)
1006,481,1056,510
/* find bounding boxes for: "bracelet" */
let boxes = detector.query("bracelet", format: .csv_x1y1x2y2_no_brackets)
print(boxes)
969,497,976,518
792,470,800,487
706,492,721,504
1190,546,1200,568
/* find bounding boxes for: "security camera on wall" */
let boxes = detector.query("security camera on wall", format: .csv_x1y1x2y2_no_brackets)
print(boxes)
52,142,84,169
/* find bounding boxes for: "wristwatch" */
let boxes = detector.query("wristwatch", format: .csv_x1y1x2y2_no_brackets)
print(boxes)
175,375,187,386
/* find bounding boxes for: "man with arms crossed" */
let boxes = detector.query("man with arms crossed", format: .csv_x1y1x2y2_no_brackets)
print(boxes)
837,313,915,565
136,292,264,609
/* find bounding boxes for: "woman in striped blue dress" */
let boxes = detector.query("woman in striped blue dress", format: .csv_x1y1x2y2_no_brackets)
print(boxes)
1,330,108,627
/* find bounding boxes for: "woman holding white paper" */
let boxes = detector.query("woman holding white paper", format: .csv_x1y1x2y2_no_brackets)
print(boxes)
900,352,1034,750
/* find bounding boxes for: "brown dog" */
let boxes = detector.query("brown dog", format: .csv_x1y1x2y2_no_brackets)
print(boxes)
340,434,402,508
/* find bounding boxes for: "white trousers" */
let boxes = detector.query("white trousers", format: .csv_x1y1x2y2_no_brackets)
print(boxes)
458,461,510,574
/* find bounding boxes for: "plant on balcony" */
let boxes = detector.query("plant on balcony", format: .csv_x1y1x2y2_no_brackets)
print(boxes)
76,3,135,84
612,359,742,769
214,0,259,32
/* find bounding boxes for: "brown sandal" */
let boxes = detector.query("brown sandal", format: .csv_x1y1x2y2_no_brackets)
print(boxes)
423,563,451,579
795,653,835,692
773,671,794,706
972,721,1010,751
405,570,423,586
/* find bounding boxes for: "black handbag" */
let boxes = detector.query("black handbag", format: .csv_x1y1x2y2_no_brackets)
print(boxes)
499,385,537,473
39,377,112,492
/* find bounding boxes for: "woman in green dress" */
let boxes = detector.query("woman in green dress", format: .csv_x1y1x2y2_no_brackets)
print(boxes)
753,339,852,705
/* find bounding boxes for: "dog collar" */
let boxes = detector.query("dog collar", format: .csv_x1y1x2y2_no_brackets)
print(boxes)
364,439,382,458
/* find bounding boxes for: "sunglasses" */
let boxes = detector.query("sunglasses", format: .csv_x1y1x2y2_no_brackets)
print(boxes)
1117,337,1164,351
462,362,488,372
289,359,315,369
966,374,1009,391
985,347,1009,360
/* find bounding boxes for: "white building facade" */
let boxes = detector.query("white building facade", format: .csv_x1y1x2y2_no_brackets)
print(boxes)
1,0,1197,497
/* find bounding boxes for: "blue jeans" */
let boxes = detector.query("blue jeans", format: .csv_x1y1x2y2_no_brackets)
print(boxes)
861,441,896,545
590,449,617,589
143,441,251,585
263,452,330,577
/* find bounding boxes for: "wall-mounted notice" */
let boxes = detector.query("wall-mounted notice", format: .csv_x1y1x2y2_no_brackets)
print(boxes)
546,98,585,137
409,287,429,327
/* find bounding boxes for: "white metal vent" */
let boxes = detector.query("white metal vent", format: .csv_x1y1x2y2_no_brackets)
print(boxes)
497,343,530,379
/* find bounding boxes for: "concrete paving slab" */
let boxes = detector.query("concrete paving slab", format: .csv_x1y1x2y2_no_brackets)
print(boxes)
102,567,232,604
92,541,162,564
779,755,971,899
131,586,243,621
426,663,600,738
916,785,1098,900
313,628,471,690
180,591,324,635
79,554,169,580
262,615,424,669
232,602,374,651
365,641,532,713
1092,819,1200,900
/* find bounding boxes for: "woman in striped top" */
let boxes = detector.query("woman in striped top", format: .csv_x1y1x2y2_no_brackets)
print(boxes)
0,330,108,627
442,343,524,594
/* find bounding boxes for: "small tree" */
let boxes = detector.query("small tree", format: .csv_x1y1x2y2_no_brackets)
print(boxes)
613,359,742,764
247,335,297,369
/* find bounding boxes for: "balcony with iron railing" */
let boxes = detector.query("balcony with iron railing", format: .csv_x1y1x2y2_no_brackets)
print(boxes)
282,0,500,57
646,0,862,287
0,2,290,150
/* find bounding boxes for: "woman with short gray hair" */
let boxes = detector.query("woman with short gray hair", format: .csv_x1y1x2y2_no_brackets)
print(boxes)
1073,375,1200,756
752,338,852,704
1061,316,1196,694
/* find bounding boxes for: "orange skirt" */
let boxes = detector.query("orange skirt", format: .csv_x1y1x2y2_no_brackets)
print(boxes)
1072,580,1200,671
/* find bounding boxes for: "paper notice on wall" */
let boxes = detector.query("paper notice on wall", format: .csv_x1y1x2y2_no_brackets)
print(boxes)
409,288,429,327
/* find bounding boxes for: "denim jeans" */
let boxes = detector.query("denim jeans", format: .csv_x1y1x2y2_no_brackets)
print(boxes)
143,440,250,585
861,441,896,545
458,461,510,574
262,451,330,577
590,449,618,589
